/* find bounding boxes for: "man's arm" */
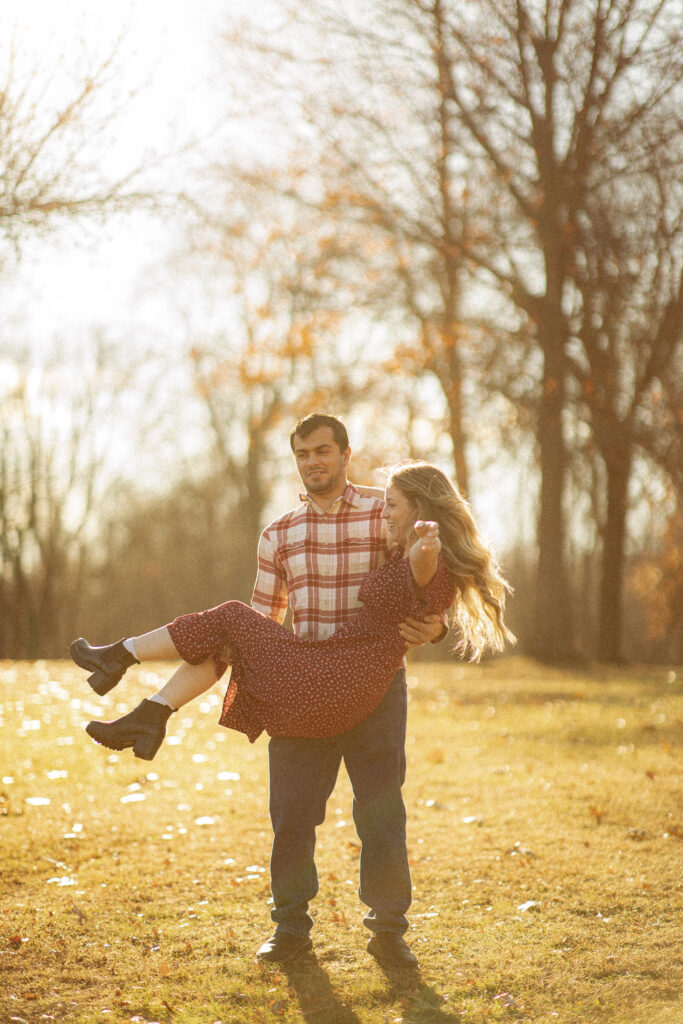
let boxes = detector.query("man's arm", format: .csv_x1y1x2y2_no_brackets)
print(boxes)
251,530,288,623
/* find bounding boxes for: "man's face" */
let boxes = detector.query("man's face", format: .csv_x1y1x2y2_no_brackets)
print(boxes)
292,426,350,497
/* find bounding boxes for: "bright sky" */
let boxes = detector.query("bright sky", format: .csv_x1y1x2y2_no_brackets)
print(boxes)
4,0,275,347
2,0,528,547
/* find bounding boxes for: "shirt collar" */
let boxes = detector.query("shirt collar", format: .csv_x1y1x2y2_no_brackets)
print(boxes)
299,482,361,514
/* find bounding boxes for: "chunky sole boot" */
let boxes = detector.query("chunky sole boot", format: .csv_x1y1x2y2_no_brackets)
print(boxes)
85,699,174,760
70,638,139,696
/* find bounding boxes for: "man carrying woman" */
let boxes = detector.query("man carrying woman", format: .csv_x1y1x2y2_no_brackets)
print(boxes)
71,413,514,969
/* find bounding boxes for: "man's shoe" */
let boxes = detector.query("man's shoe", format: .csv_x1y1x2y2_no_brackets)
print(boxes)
86,699,174,760
70,638,139,696
367,932,419,970
256,932,313,963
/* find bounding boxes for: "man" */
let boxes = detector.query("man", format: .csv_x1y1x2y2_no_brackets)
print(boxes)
253,413,446,970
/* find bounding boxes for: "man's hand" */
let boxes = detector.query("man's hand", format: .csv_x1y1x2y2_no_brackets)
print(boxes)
398,614,444,649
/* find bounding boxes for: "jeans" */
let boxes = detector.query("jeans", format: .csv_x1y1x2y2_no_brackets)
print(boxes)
267,668,411,937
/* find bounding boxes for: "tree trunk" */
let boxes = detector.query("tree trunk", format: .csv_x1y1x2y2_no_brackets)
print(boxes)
435,333,469,497
534,333,574,662
598,441,632,663
239,426,270,602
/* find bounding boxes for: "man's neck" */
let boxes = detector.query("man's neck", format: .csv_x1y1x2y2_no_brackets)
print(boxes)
305,481,349,513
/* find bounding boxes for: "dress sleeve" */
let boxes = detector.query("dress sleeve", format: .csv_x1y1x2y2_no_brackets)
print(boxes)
407,556,455,619
251,529,288,624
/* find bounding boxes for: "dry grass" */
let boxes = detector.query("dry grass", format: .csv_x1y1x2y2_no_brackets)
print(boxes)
0,657,681,1024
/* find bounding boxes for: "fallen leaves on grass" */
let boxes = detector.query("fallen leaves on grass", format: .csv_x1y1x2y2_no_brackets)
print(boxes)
69,903,87,922
517,900,541,912
494,991,522,1010
506,841,538,860
626,828,652,840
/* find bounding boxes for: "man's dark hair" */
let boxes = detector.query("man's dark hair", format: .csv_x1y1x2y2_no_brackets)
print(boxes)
289,413,349,452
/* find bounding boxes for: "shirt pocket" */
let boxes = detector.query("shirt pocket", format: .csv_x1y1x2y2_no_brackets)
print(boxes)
276,540,309,583
341,536,384,575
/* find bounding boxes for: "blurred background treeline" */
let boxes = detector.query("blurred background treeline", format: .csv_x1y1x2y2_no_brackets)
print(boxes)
1,0,681,665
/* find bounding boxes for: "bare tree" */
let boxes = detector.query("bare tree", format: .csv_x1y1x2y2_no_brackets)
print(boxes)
0,349,119,656
567,170,682,660
219,2,487,497
172,177,385,561
223,0,682,662
0,31,162,268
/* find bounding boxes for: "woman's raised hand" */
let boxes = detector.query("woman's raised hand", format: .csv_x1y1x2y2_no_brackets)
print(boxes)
410,520,441,558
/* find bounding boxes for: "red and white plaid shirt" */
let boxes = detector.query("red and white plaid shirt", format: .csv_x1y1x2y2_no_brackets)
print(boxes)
251,484,387,640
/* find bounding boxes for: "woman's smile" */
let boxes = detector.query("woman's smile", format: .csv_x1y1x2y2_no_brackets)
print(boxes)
382,483,418,548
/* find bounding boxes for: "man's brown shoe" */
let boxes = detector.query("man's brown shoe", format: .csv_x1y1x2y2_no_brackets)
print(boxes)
367,932,419,970
256,931,313,963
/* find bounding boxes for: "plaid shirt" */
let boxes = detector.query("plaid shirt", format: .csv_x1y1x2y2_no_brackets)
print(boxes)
252,484,387,640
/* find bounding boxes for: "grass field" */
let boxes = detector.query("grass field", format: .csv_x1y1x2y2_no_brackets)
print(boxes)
1,657,681,1024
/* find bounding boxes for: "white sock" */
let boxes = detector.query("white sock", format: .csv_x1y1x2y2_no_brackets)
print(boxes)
149,693,176,710
123,637,138,660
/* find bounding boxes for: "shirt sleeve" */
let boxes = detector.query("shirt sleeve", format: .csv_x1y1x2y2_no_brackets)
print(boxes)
251,529,288,624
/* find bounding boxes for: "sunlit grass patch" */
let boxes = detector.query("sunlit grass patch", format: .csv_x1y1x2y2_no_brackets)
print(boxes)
1,657,681,1023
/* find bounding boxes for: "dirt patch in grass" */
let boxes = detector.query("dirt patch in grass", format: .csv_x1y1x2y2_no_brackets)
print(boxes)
1,657,680,1023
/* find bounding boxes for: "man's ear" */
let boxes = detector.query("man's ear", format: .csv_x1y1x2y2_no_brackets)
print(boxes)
343,446,351,466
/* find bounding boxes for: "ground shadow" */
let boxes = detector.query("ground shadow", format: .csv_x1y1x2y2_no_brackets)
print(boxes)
372,963,464,1023
282,954,464,1024
283,953,363,1024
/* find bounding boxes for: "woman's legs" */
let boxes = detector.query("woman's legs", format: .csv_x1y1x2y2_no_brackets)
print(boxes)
85,657,220,760
129,626,179,661
150,658,219,709
72,626,197,695
72,602,236,701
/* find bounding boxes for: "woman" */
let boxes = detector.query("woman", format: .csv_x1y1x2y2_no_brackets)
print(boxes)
72,463,515,759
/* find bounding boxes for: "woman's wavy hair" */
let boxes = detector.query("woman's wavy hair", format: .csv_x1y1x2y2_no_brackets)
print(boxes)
387,461,516,661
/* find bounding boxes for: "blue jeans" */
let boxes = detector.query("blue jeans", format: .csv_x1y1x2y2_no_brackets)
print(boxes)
267,669,411,938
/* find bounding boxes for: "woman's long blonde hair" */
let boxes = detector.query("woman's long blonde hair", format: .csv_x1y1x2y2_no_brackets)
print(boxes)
388,462,516,661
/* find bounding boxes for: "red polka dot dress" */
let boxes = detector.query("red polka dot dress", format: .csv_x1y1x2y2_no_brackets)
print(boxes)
167,549,455,742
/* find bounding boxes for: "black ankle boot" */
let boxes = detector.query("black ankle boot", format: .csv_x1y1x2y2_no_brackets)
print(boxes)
70,638,139,695
86,699,174,761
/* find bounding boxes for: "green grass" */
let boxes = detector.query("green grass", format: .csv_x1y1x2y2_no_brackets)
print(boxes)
1,657,681,1024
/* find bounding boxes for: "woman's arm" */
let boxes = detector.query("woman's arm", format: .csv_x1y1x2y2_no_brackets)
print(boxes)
408,521,441,588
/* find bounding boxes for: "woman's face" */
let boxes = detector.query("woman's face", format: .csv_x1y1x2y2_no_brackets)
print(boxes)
382,483,418,547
